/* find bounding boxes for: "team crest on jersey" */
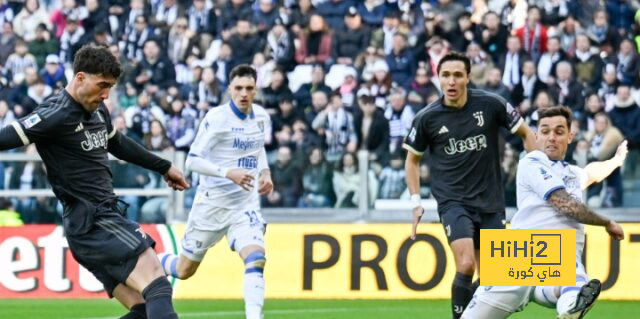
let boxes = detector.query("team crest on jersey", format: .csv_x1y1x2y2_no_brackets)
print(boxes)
22,113,42,128
408,128,417,142
473,111,484,127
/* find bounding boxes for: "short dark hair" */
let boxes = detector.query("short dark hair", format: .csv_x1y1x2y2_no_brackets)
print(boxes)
73,44,122,79
229,64,257,82
437,51,471,75
538,106,572,128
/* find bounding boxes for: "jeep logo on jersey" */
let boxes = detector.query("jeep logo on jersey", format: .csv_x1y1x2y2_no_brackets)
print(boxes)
443,134,487,155
80,130,108,151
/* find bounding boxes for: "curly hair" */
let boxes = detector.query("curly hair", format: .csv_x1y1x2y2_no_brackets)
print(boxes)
73,44,122,79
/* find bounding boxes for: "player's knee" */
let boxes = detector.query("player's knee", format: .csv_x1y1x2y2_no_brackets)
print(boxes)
244,251,266,274
456,258,475,275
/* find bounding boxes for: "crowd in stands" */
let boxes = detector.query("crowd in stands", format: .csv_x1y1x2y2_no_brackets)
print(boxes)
0,0,640,225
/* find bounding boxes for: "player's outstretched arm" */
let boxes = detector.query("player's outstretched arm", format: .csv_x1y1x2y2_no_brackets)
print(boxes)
583,140,628,187
0,123,29,151
405,151,424,240
514,123,536,152
108,130,189,190
547,188,624,240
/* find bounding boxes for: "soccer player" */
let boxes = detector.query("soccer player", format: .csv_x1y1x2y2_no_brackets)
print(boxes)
462,106,626,319
0,44,189,318
159,65,272,319
403,51,536,318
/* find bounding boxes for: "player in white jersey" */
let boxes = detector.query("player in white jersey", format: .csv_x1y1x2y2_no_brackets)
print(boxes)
462,106,626,319
159,65,273,319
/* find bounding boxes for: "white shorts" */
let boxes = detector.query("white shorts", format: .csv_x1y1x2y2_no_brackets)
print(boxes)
472,258,589,314
181,195,266,262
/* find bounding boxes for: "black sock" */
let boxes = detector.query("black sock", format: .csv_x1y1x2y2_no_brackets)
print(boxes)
451,272,473,319
119,303,147,319
142,277,178,319
471,279,480,294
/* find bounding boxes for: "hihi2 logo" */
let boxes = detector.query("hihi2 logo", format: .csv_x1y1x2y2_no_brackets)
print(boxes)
480,229,576,286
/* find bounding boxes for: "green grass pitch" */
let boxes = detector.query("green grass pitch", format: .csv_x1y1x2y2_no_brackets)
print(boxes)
1,299,639,318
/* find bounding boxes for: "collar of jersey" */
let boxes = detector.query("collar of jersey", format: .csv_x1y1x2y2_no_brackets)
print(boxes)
550,159,569,167
229,100,255,120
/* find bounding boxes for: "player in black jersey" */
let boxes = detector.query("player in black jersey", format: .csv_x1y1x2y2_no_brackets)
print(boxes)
403,51,535,319
0,44,188,318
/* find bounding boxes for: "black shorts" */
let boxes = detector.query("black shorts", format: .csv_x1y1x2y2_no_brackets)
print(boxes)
439,206,505,249
66,206,155,297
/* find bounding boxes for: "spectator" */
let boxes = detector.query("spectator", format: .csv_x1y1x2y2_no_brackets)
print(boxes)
140,119,174,223
537,36,566,84
28,24,59,69
3,40,37,84
315,0,353,30
288,0,313,35
305,89,329,126
482,67,511,101
362,59,393,108
9,144,52,224
218,0,253,35
265,145,301,207
0,21,16,66
294,64,332,109
50,0,89,38
585,112,626,207
165,99,197,152
213,42,237,89
499,35,529,90
466,41,494,87
0,0,13,27
312,91,358,163
514,5,548,62
260,67,292,115
549,61,585,117
40,54,66,91
370,10,405,55
294,14,333,66
83,0,108,35
400,163,431,200
167,17,194,65
0,198,23,226
609,85,640,157
299,147,334,207
612,38,639,86
58,16,85,64
188,66,222,111
413,12,447,63
273,97,304,133
511,59,547,107
23,79,52,112
557,14,581,58
385,33,416,89
150,0,183,34
332,6,370,66
475,10,508,64
126,89,166,138
227,18,263,65
572,32,604,89
12,0,51,42
124,14,154,63
129,38,177,95
378,151,406,199
384,87,414,154
118,0,147,45
387,0,424,37
264,18,296,71
0,98,15,128
448,11,475,53
354,95,390,167
586,9,620,55
410,65,440,105
187,0,217,55
253,0,279,36
332,151,378,208
357,0,385,28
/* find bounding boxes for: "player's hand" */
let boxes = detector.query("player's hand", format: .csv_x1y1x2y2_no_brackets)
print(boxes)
257,171,273,195
606,220,624,241
226,169,255,191
163,166,190,191
410,206,425,240
612,140,628,167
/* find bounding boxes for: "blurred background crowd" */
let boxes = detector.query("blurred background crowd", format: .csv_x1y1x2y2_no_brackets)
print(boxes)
0,0,639,225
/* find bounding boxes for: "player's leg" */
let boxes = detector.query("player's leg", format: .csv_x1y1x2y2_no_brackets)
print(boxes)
229,210,267,319
473,212,506,295
556,261,600,319
159,200,226,279
462,286,533,319
113,284,147,319
472,249,481,294
441,206,477,318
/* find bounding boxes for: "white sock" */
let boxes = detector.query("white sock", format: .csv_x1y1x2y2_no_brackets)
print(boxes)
532,286,560,308
158,253,179,278
556,288,580,315
244,272,265,319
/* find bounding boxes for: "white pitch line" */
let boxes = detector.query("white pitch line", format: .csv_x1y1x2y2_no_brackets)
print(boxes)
81,306,407,319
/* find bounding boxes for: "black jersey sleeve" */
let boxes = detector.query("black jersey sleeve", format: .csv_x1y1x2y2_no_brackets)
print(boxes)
402,111,430,156
14,106,68,144
493,94,524,133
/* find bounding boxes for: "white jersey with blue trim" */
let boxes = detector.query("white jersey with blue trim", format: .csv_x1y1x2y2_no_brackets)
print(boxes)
511,150,588,252
188,101,270,210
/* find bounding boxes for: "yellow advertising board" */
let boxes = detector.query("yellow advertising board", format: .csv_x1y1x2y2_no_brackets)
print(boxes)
169,224,640,300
